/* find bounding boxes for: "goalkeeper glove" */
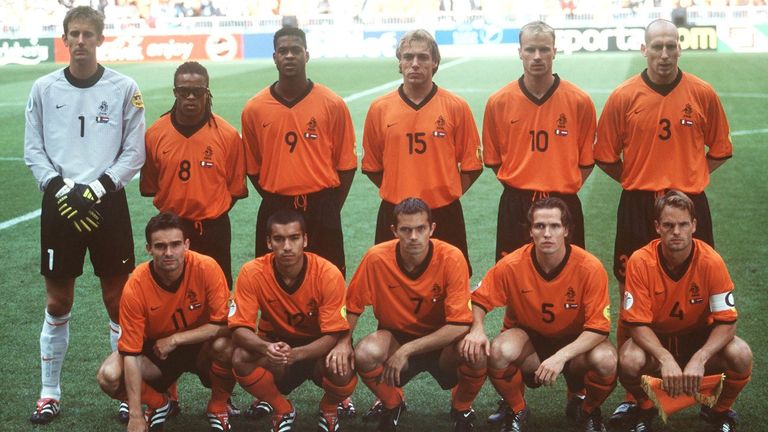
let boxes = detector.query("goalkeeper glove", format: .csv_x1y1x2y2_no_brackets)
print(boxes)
62,174,114,216
72,209,103,234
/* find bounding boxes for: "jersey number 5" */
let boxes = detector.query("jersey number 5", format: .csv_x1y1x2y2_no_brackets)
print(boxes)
541,303,555,323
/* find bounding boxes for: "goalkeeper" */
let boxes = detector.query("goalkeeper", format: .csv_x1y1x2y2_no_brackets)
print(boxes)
22,5,146,425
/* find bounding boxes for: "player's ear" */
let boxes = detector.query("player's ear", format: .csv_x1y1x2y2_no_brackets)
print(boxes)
691,218,697,234
183,238,190,251
145,243,152,255
429,222,436,237
390,224,397,238
266,236,273,251
654,219,662,235
96,33,105,46
302,233,308,248
641,43,648,57
305,50,310,63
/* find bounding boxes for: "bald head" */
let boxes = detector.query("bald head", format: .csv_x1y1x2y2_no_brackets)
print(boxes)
645,19,678,44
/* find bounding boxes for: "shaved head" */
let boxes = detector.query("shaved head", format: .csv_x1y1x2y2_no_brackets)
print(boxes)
645,19,678,44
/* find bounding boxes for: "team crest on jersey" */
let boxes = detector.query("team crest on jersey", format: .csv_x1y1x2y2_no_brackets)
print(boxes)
555,113,569,136
680,103,695,126
623,291,634,310
431,283,445,303
688,283,704,304
433,115,447,138
603,304,611,320
564,286,579,309
200,146,214,168
228,300,237,317
340,305,347,319
304,117,318,140
187,290,202,310
96,100,110,123
132,90,144,108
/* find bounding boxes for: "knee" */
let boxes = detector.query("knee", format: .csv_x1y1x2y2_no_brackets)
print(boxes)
97,358,123,397
618,342,646,377
590,343,618,376
210,336,233,366
725,337,753,373
354,335,387,371
231,347,255,377
489,339,517,369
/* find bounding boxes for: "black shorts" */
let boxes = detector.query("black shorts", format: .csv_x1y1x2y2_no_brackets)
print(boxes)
375,199,472,276
496,186,585,262
387,329,458,390
255,188,345,277
657,328,712,369
181,213,232,289
40,187,134,278
521,328,579,388
141,340,211,393
613,189,713,282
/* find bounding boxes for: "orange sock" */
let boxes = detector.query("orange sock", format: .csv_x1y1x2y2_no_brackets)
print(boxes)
167,381,179,401
452,364,486,411
207,361,235,413
488,365,526,413
618,375,653,410
235,367,292,414
320,375,358,413
141,382,167,409
358,366,403,409
583,370,617,414
712,369,751,412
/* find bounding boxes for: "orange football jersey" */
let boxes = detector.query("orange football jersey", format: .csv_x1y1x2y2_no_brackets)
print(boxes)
595,71,732,193
361,85,482,209
118,251,229,355
229,252,348,341
346,239,473,337
483,75,595,194
621,239,737,336
241,81,357,195
141,114,247,220
472,244,610,338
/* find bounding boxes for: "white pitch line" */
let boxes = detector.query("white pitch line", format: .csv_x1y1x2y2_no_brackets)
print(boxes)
732,128,768,136
0,208,40,230
0,157,24,161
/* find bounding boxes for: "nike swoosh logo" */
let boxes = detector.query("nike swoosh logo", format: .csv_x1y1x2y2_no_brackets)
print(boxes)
510,119,520,124
654,290,664,295
633,108,643,114
262,122,272,127
122,258,130,264
387,123,397,128
162,149,171,155
150,306,161,311
521,289,533,294
56,104,66,109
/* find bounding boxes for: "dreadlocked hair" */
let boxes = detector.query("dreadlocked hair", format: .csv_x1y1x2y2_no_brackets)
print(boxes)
163,61,216,127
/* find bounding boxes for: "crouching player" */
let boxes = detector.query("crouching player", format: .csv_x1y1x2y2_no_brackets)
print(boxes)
327,197,473,432
455,198,616,432
229,210,355,432
97,212,235,432
618,190,752,432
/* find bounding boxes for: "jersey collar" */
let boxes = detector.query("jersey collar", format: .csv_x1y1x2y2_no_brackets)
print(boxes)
269,79,314,108
531,243,571,282
641,68,683,96
64,64,105,89
518,73,561,106
658,240,695,282
395,240,434,280
398,83,438,111
273,254,308,295
149,261,186,293
170,110,209,138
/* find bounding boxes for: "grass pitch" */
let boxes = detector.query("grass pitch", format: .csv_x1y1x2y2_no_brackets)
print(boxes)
0,52,766,431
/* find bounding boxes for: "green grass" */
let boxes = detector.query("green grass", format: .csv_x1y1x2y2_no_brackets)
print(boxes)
0,52,766,431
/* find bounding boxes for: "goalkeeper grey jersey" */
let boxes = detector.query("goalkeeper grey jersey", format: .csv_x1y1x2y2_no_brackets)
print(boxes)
24,65,146,191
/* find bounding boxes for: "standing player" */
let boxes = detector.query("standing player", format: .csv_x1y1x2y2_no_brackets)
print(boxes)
327,197,473,431
361,29,482,272
229,210,355,432
483,21,595,260
594,19,732,423
141,61,247,289
96,212,235,432
23,5,145,424
241,26,356,278
618,190,751,432
455,198,616,432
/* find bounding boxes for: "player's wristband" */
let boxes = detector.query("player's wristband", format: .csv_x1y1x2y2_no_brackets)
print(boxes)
89,174,116,199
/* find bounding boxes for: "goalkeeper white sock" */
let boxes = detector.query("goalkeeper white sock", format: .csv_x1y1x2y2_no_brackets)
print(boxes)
40,309,71,400
109,320,120,352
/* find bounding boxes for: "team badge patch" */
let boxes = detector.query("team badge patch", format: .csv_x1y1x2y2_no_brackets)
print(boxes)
201,146,214,168
603,304,611,320
555,113,569,136
304,117,318,140
623,291,634,310
228,300,237,317
433,115,447,138
27,96,33,111
340,305,347,319
131,90,144,108
680,103,695,126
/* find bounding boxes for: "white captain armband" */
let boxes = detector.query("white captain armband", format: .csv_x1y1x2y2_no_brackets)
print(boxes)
709,291,735,312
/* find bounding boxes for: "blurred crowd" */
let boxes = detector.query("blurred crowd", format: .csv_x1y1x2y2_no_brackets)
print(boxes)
2,0,766,32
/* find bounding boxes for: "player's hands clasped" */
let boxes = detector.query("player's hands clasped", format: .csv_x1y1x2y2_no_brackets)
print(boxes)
682,354,706,396
266,341,292,367
660,359,685,398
